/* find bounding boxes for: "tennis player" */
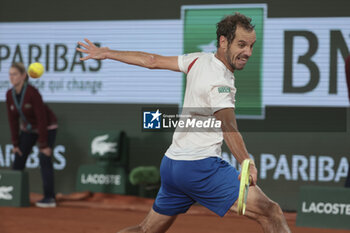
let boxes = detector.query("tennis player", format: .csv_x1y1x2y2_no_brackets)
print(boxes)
6,62,58,207
77,13,291,233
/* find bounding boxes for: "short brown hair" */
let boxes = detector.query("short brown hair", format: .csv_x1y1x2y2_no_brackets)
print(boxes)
11,62,28,81
216,12,255,48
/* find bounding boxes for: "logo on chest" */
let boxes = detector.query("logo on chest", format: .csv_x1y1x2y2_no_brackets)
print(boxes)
218,86,231,93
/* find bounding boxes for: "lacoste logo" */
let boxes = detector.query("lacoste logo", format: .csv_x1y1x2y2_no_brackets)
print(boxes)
218,86,231,93
91,134,117,156
0,186,14,200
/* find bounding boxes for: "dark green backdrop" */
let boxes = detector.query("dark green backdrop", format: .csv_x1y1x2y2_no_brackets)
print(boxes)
1,102,349,210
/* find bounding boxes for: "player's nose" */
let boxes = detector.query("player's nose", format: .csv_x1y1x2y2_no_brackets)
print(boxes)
243,47,252,58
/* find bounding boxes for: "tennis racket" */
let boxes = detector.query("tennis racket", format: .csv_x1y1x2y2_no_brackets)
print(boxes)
237,159,251,215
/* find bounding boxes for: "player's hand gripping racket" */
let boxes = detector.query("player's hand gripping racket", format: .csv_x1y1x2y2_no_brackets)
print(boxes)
237,159,252,215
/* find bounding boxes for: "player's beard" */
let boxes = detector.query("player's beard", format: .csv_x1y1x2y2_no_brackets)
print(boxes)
225,47,249,71
225,49,236,71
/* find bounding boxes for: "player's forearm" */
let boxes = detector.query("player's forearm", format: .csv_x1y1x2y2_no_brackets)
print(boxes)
214,108,252,164
106,50,158,69
223,130,251,165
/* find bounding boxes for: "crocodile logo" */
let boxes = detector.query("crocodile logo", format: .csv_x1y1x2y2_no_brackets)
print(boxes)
0,186,14,200
91,134,117,156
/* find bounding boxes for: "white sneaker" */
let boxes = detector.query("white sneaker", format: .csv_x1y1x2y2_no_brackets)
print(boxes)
35,198,57,208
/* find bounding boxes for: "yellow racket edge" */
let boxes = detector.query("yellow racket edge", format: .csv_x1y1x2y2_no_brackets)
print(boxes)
237,159,251,215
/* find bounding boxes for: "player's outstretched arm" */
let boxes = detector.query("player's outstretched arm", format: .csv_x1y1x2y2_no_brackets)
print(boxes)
76,38,180,72
214,108,258,185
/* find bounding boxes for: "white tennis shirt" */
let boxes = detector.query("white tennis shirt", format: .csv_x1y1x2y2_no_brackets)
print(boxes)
165,52,237,160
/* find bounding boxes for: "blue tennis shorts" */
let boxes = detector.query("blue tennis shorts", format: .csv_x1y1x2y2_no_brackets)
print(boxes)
153,155,240,217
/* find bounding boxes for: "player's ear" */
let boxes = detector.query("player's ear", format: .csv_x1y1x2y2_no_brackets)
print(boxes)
219,36,228,50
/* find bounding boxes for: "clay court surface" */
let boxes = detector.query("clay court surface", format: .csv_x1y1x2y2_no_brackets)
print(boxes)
1,193,349,233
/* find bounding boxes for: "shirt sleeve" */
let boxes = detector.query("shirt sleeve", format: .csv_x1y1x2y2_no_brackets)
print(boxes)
178,52,204,74
209,85,236,114
31,88,48,149
6,91,20,147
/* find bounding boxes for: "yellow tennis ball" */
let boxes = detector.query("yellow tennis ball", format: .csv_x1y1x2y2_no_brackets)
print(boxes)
28,62,44,78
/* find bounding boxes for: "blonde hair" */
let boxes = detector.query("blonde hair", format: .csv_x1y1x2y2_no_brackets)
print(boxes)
11,62,29,81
